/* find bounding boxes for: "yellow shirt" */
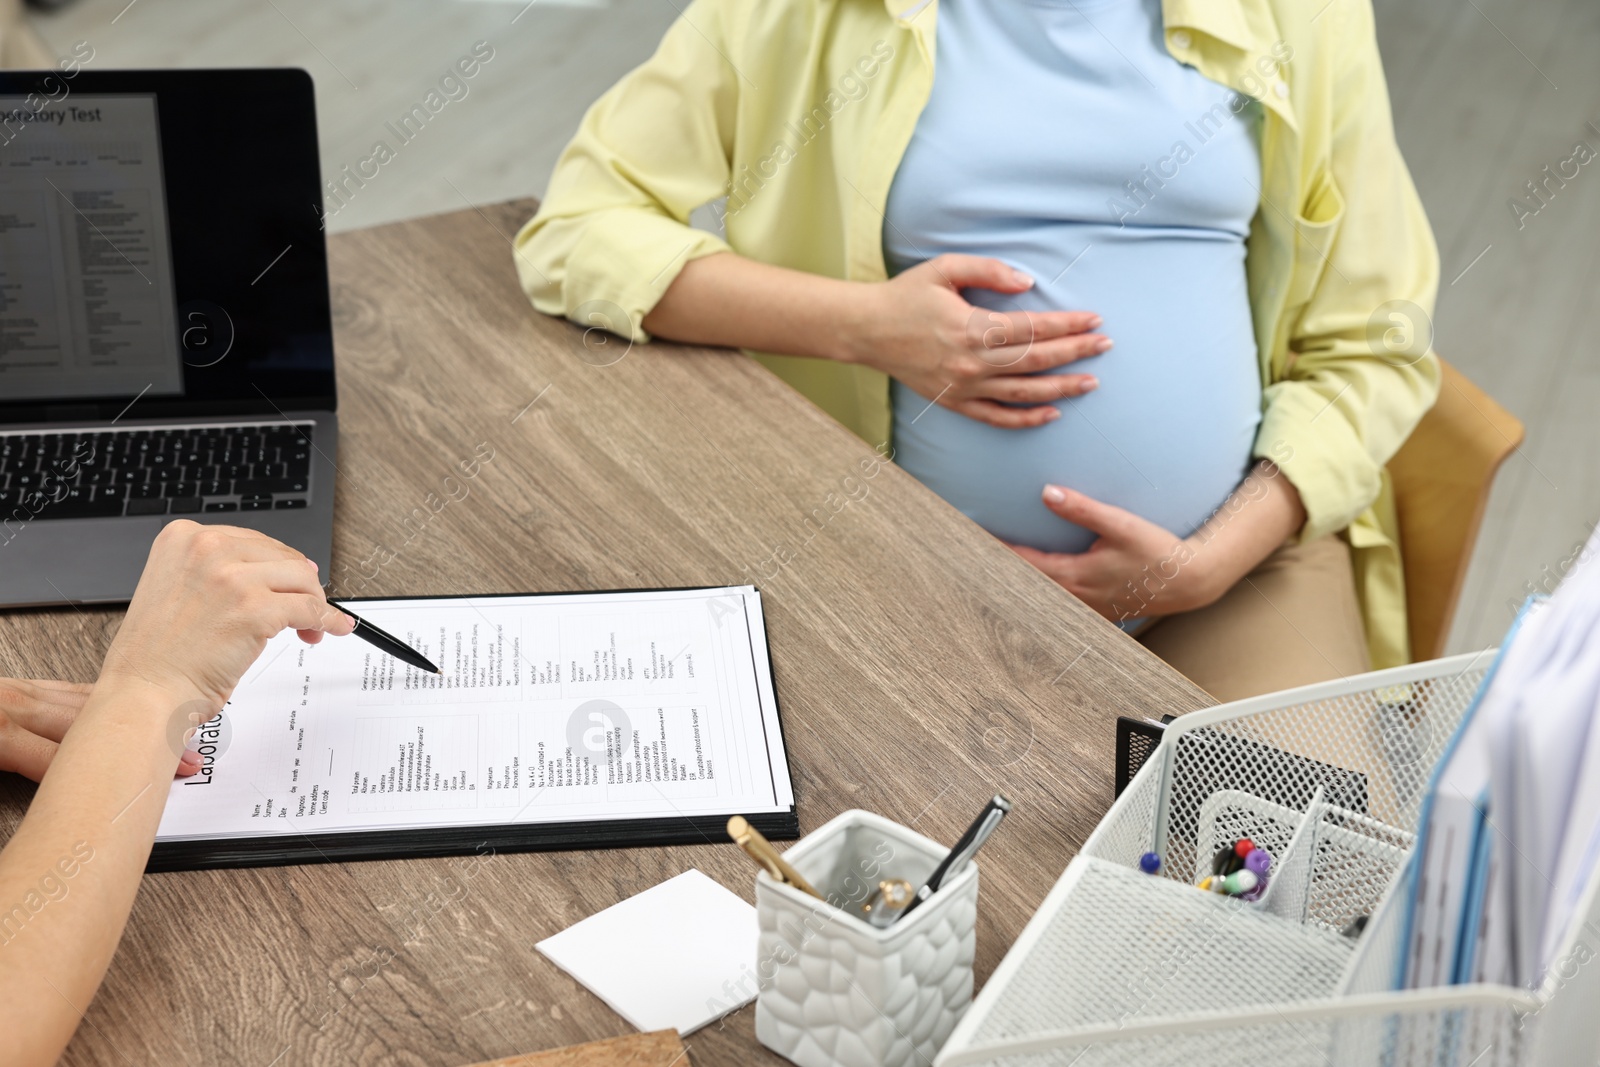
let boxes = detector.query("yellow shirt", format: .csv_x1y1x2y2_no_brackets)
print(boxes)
515,0,1441,670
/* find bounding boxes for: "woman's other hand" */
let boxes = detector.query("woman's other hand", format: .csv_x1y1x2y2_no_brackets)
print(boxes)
1006,465,1307,622
1006,486,1214,622
96,520,356,712
846,254,1110,429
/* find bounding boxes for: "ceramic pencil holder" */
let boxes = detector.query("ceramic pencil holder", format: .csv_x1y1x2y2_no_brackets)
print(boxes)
753,809,978,1067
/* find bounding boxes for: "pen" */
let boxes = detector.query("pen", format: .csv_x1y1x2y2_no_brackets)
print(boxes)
328,601,442,675
727,816,822,899
897,794,1012,923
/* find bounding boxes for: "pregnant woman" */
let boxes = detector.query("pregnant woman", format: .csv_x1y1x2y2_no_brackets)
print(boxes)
518,0,1441,700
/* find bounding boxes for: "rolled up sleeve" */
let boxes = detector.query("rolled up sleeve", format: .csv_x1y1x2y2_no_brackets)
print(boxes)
1254,0,1442,544
514,0,737,342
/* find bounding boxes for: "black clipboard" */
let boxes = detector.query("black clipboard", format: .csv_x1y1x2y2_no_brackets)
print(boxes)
147,587,799,872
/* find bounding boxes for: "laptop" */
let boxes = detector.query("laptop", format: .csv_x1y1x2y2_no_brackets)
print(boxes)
0,69,338,607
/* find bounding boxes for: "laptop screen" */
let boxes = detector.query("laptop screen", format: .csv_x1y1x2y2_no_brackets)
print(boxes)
0,69,335,423
0,93,184,401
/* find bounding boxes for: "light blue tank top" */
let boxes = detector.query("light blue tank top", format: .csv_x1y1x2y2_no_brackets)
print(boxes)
884,0,1264,553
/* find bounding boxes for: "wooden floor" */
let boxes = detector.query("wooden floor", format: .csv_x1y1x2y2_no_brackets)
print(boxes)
32,0,681,234
1374,0,1600,651
28,0,1600,651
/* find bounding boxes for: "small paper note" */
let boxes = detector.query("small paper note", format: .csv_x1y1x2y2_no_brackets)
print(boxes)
536,869,759,1034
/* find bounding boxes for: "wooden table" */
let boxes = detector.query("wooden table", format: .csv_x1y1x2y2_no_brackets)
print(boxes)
0,200,1210,1067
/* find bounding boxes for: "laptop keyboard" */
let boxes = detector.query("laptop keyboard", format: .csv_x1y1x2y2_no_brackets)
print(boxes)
0,423,314,521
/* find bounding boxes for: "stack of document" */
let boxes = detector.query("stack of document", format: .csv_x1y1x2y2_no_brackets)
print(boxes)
1401,526,1600,991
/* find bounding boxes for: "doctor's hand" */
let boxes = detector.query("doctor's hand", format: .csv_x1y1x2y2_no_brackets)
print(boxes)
0,679,93,782
0,678,206,781
1004,486,1219,623
845,255,1111,429
96,521,356,714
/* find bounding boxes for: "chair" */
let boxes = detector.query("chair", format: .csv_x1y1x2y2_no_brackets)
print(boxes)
1387,358,1525,662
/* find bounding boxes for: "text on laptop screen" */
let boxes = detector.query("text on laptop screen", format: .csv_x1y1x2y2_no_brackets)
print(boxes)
0,94,184,401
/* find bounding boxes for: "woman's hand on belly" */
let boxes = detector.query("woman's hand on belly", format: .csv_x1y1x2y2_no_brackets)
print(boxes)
1007,486,1213,622
845,254,1110,429
1006,465,1307,623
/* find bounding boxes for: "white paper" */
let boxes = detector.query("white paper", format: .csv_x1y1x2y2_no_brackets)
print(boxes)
1508,587,1600,983
1407,523,1600,991
1403,595,1553,990
536,869,758,1034
1543,683,1600,974
155,586,792,841
1529,529,1600,979
1408,721,1490,989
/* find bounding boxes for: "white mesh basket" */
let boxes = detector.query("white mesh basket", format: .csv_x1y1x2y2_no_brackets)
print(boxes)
937,652,1600,1067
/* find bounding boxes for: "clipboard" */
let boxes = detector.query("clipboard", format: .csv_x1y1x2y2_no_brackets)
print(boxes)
147,585,798,871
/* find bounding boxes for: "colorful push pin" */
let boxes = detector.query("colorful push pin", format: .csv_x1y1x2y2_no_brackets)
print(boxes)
1239,849,1272,901
1220,869,1259,895
1139,852,1161,875
1200,869,1260,896
1214,837,1257,877
1240,873,1269,902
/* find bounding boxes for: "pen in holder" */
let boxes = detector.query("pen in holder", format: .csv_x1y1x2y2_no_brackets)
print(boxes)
750,809,978,1067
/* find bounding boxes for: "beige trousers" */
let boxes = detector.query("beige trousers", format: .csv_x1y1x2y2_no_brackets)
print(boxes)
1137,535,1371,704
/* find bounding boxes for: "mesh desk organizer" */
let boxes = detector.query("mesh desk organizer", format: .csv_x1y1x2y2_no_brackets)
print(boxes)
935,652,1600,1066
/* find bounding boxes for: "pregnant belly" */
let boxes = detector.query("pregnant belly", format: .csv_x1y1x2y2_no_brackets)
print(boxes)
891,235,1262,554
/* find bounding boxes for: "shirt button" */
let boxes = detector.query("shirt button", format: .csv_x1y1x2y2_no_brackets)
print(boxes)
1275,80,1291,99
1170,29,1192,50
